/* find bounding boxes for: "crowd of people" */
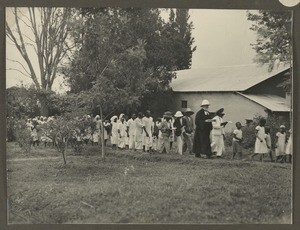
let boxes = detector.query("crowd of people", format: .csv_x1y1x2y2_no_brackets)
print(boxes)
22,99,292,163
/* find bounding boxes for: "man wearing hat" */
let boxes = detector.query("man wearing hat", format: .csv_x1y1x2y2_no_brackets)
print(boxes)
173,111,184,155
182,108,194,155
158,111,173,154
193,99,213,158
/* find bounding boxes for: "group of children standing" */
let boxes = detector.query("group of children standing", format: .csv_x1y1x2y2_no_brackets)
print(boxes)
232,118,292,163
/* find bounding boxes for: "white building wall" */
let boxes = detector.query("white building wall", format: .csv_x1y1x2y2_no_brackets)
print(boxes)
173,92,268,132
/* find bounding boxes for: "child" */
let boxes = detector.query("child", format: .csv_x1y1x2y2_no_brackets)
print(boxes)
275,125,287,163
250,118,268,162
232,122,243,160
265,127,274,162
31,121,39,147
92,131,99,146
285,129,292,163
103,120,111,147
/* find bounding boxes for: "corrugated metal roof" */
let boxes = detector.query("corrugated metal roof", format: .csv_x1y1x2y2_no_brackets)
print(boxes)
171,64,289,92
238,93,291,112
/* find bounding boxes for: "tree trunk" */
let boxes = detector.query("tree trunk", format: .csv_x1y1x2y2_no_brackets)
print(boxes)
40,96,49,117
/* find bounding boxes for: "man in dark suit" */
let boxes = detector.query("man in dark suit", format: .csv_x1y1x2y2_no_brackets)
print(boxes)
193,100,213,158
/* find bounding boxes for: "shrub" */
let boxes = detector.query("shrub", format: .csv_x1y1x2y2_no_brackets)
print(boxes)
224,132,233,147
6,117,16,142
241,123,257,149
15,120,32,153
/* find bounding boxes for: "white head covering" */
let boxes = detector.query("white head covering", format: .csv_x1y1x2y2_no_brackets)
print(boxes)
111,115,118,122
174,111,184,118
201,99,210,106
119,113,125,120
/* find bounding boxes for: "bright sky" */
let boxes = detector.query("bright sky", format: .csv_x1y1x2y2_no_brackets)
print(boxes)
6,8,258,93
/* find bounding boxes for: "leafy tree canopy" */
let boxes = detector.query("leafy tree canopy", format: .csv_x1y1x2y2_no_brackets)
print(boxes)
247,10,292,92
63,8,196,116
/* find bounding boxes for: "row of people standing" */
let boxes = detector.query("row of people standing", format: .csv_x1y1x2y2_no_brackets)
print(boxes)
108,110,195,155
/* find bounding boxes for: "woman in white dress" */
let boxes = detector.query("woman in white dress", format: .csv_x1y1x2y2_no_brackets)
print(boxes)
135,112,148,151
211,108,227,158
250,118,268,162
110,116,118,149
275,125,287,162
118,114,127,149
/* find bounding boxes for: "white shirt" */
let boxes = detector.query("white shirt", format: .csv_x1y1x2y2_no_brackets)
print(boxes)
118,121,127,137
233,129,242,141
127,118,136,136
212,115,223,136
142,116,153,136
135,118,144,137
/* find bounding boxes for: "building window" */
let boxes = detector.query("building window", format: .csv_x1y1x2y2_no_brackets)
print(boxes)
181,100,187,109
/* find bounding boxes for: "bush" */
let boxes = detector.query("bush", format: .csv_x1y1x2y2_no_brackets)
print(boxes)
15,120,32,153
6,117,16,142
224,132,233,147
241,123,257,149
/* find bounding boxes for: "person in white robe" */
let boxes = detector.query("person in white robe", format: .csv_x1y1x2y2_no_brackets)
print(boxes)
135,112,147,151
127,114,137,150
211,108,228,158
118,114,127,149
142,110,153,152
110,116,118,149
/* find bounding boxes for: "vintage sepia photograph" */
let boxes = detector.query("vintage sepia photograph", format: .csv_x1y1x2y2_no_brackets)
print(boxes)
5,5,293,224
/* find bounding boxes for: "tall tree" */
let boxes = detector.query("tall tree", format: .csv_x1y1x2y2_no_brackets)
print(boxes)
64,8,195,116
247,10,292,91
6,7,74,116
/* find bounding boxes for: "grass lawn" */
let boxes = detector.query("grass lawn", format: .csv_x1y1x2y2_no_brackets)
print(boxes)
6,142,292,224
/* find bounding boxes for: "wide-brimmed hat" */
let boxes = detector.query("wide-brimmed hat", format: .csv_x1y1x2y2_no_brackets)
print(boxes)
174,111,184,118
201,99,210,106
215,108,224,116
185,108,194,115
163,111,173,118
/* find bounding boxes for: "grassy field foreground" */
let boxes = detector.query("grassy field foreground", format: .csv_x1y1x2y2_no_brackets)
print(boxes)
7,143,292,224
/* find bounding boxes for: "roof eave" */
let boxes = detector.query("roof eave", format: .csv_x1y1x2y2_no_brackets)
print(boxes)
237,92,291,113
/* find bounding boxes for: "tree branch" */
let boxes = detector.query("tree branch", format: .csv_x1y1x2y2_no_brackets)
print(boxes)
6,68,32,78
6,58,31,76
